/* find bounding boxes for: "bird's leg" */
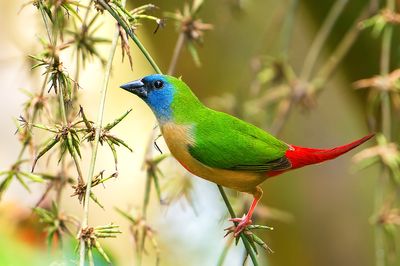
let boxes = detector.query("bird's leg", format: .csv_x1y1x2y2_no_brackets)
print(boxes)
227,187,263,237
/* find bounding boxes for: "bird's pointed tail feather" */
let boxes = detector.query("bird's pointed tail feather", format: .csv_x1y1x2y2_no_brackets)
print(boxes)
268,134,374,177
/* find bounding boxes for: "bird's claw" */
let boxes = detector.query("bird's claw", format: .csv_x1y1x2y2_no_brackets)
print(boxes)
224,214,252,238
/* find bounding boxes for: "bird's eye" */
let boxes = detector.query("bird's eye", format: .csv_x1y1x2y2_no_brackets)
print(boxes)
153,80,164,89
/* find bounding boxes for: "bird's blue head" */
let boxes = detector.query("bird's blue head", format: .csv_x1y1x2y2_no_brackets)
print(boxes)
120,74,175,122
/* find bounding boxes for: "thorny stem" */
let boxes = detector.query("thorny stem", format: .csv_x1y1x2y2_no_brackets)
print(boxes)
217,185,259,266
167,32,185,75
375,1,395,266
300,0,349,82
58,88,84,184
78,14,121,266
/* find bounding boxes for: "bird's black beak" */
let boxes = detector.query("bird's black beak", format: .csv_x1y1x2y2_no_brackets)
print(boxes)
120,79,147,98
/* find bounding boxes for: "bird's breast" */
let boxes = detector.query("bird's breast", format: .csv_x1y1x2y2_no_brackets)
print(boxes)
160,122,265,192
160,122,195,166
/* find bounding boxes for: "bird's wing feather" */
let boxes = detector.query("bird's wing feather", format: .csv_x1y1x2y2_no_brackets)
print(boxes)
187,108,291,172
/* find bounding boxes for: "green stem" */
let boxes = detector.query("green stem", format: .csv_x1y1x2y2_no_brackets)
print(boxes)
217,185,259,266
78,14,121,266
300,0,349,82
97,0,162,74
380,0,394,140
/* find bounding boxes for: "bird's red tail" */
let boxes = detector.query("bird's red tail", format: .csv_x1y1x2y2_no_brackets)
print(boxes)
268,134,374,177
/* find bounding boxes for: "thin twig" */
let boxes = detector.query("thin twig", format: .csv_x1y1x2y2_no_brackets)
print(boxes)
58,74,84,184
217,185,259,266
168,32,185,75
271,0,352,136
96,0,162,74
300,0,349,82
311,2,372,92
78,15,121,266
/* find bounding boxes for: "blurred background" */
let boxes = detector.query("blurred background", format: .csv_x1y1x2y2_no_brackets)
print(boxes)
1,0,397,265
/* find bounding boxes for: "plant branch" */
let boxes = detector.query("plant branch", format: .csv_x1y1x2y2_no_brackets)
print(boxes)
380,0,394,140
311,2,372,92
167,32,185,75
58,88,84,184
279,0,299,60
97,0,162,74
78,14,121,266
300,0,349,82
217,185,259,266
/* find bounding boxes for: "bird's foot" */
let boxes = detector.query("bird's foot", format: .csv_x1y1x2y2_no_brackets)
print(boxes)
224,214,252,237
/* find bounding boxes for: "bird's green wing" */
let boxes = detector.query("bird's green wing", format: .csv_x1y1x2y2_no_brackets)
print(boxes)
188,108,291,172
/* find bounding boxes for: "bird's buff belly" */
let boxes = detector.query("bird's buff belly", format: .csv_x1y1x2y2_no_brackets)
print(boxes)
161,123,266,192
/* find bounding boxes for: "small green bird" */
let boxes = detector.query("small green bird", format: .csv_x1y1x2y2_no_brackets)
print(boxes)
120,74,373,236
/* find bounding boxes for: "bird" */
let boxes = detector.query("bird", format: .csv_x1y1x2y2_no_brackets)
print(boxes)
120,74,373,236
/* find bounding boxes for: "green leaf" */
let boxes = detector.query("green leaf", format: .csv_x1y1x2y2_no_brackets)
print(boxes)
61,3,82,21
115,207,136,224
32,136,60,172
19,172,45,183
0,173,14,199
192,0,204,14
15,173,31,193
70,131,82,158
108,136,133,152
151,171,162,202
105,139,118,171
153,154,169,165
90,192,104,209
104,109,132,131
94,241,110,263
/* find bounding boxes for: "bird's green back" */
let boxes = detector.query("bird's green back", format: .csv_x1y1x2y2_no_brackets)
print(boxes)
167,76,290,171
